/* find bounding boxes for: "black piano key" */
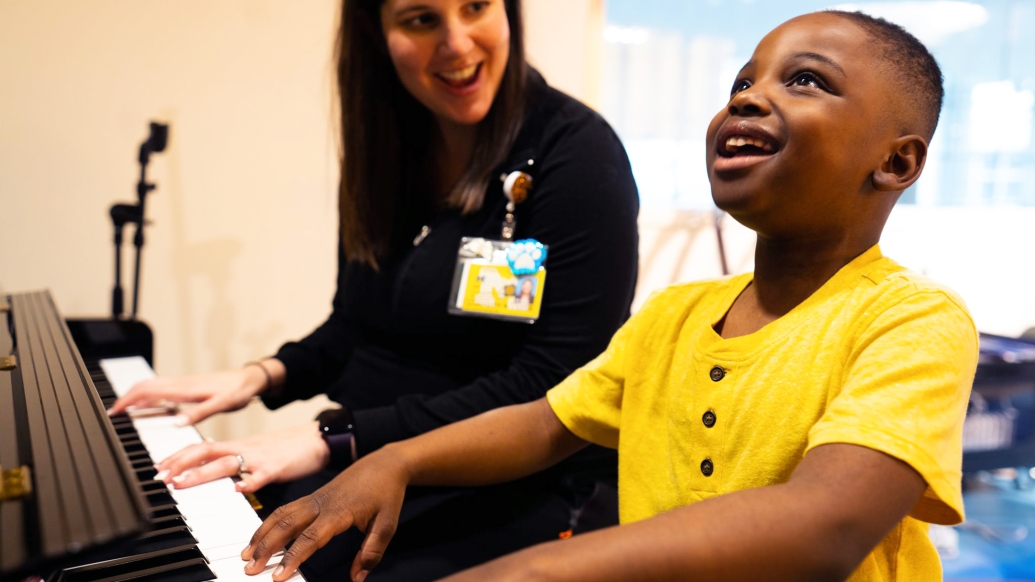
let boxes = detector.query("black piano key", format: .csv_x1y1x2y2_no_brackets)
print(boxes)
133,526,199,554
148,503,179,514
148,516,188,530
124,439,147,453
55,545,213,582
131,459,155,471
148,507,182,520
144,490,176,509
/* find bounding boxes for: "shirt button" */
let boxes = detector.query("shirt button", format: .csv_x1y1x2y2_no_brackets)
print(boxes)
701,459,714,477
702,410,716,428
709,366,725,382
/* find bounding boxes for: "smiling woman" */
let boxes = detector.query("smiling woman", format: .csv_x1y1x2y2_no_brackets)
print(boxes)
337,0,530,266
107,0,640,580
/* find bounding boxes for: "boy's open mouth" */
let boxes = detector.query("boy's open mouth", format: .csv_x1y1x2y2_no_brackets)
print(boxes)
720,136,776,156
714,125,781,172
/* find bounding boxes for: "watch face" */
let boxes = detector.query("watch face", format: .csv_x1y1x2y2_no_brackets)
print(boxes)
317,408,352,434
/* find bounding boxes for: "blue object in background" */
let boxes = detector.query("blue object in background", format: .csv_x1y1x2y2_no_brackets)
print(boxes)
948,487,1035,580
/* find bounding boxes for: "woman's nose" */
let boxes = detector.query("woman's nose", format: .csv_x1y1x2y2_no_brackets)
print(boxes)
440,22,476,56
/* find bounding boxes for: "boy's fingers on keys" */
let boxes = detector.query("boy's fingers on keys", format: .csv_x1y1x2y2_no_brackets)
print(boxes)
275,519,336,581
351,514,397,579
171,455,239,488
245,498,333,570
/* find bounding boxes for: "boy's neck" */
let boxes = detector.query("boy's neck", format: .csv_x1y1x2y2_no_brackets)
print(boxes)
717,233,879,339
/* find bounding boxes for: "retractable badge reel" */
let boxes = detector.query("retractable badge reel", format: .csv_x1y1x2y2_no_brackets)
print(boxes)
448,164,548,324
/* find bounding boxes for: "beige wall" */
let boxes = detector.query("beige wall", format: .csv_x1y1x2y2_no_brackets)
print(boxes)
0,0,606,439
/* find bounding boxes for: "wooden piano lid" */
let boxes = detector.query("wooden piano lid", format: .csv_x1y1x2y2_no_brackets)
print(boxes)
0,291,148,580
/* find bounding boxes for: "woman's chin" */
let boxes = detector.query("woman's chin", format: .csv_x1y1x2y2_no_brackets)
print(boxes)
434,103,493,128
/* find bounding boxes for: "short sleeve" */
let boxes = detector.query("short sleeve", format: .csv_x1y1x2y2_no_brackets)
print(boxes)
806,290,979,525
546,292,655,449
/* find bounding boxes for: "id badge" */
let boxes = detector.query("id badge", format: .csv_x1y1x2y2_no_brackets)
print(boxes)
448,237,548,324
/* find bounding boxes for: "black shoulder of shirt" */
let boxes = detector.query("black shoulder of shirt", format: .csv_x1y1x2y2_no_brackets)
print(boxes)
500,67,623,175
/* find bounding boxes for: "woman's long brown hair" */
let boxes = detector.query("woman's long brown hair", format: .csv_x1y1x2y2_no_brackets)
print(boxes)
337,0,528,267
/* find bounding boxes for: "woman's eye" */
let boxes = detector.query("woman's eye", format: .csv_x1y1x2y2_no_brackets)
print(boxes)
465,1,490,15
730,79,751,96
404,12,438,28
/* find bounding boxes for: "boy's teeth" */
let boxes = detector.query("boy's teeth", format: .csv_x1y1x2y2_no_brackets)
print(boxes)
725,136,773,153
440,64,478,82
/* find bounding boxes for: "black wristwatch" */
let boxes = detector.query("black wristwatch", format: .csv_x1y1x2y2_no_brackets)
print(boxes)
316,407,356,470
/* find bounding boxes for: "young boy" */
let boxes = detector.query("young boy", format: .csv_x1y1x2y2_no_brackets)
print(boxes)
244,11,977,582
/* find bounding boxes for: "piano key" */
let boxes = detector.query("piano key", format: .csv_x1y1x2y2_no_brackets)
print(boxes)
207,553,304,582
55,546,212,582
64,357,310,581
99,357,157,396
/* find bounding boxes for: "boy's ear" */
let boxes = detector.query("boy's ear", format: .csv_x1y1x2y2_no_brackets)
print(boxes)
872,136,928,193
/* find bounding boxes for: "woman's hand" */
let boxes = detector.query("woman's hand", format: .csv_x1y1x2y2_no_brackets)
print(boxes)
155,421,330,494
108,360,283,425
242,448,411,582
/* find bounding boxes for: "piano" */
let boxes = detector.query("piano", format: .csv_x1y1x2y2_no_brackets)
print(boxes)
1,291,302,582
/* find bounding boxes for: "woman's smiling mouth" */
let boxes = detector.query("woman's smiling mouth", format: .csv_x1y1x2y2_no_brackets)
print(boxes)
435,62,482,89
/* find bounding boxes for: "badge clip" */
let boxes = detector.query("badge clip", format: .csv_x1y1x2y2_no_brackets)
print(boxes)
500,170,532,241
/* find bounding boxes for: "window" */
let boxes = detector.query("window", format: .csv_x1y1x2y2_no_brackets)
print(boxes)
601,1,1035,207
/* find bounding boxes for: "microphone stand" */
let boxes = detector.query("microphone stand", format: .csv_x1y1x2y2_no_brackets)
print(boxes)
130,149,157,319
109,203,141,319
109,122,167,320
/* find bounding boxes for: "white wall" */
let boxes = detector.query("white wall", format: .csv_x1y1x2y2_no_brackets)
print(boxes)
0,0,606,439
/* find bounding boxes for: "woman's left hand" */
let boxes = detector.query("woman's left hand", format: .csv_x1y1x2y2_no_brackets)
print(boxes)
155,421,330,493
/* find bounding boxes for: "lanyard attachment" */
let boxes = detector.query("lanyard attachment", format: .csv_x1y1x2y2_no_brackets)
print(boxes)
501,169,533,241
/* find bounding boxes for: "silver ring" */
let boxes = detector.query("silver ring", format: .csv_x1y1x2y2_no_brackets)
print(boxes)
235,454,248,477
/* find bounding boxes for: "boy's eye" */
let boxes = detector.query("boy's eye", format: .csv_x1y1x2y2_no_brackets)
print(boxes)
730,79,751,96
790,71,825,90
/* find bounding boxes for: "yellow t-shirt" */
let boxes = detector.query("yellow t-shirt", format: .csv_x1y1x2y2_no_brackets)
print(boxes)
547,245,978,581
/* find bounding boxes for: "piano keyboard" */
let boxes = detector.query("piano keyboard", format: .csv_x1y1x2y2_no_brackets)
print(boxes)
55,356,303,582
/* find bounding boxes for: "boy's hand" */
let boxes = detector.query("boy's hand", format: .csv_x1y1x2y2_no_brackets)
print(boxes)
241,449,411,582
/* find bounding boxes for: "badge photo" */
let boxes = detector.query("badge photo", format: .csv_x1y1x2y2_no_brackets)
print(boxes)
448,237,548,324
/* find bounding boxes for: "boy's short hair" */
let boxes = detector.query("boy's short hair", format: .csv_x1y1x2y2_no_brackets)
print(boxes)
826,10,944,141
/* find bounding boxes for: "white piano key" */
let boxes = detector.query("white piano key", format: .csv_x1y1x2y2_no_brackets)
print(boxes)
185,508,262,537
100,356,156,396
131,414,187,432
207,553,304,582
168,478,238,503
140,431,205,463
174,481,252,507
203,541,255,561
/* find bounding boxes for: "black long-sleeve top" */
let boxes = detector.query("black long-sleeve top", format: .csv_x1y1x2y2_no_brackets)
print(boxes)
263,74,639,481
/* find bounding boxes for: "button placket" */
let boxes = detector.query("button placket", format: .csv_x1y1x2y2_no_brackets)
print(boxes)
694,362,730,487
